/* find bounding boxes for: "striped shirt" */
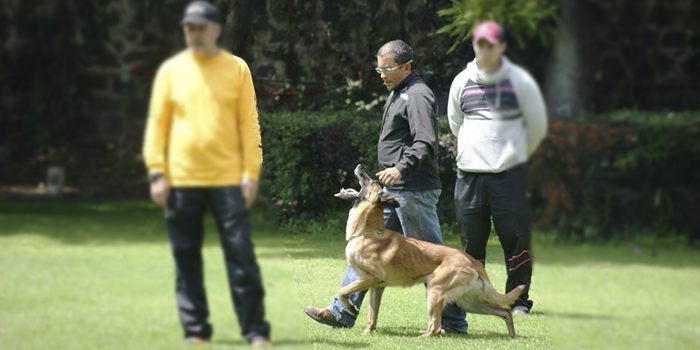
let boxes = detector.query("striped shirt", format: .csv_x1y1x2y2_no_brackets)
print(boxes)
448,57,547,173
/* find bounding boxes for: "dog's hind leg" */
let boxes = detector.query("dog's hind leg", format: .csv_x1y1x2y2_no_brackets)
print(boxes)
488,307,516,339
338,278,379,317
364,287,385,334
420,287,446,337
459,302,516,339
502,309,515,339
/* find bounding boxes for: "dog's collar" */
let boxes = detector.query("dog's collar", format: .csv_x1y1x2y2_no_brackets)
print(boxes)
347,229,384,241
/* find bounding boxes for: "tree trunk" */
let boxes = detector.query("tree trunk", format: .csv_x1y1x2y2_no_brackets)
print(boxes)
218,0,255,61
359,0,383,85
396,0,406,41
544,0,599,119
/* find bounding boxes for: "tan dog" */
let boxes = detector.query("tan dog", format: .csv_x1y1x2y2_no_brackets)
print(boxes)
334,164,525,338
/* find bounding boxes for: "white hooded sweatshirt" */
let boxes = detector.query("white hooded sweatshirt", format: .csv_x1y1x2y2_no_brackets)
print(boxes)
448,56,547,173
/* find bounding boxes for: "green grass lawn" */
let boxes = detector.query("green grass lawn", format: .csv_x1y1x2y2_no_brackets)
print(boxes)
0,201,310,350
284,218,700,350
286,221,552,350
537,241,700,350
1,201,699,349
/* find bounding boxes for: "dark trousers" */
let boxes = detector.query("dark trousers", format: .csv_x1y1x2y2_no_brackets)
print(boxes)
454,164,534,310
165,186,270,341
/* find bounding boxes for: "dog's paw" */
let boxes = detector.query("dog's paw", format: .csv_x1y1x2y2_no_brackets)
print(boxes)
339,298,359,316
419,328,443,337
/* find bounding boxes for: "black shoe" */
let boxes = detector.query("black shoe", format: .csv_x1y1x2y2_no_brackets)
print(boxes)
303,305,351,328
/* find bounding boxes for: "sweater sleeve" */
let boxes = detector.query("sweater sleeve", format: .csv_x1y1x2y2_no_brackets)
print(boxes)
142,63,172,174
394,91,438,176
516,69,548,156
447,75,465,137
237,62,263,181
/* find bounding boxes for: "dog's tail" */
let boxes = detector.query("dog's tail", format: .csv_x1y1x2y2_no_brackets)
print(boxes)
464,253,525,309
468,257,524,309
489,284,526,309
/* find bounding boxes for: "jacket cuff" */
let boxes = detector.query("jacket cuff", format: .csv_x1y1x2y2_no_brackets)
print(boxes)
147,164,166,175
243,169,261,182
394,161,408,177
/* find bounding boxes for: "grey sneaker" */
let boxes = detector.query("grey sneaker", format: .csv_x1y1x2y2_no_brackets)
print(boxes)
512,306,530,315
249,336,271,348
184,336,210,345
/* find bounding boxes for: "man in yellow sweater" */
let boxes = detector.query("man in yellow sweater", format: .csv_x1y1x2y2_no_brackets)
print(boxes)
142,1,270,347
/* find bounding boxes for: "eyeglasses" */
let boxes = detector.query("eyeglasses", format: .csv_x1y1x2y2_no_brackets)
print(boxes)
375,60,413,74
184,23,208,32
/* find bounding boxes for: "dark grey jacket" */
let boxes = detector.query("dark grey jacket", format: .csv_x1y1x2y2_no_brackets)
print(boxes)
377,72,441,191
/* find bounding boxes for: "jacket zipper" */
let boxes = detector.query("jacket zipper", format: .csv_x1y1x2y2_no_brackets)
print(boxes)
380,91,399,135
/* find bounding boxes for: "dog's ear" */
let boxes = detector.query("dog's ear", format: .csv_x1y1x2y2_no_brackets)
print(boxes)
378,191,405,207
335,188,360,200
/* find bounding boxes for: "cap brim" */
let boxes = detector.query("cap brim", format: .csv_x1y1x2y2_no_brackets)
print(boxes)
473,36,500,44
181,15,209,25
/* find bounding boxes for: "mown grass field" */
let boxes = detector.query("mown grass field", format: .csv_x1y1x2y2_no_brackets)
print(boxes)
0,201,309,350
1,201,699,349
284,214,700,350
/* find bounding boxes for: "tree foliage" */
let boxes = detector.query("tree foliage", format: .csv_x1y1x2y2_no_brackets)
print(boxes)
436,0,559,52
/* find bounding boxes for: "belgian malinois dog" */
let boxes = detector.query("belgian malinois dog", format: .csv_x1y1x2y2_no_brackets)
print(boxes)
334,164,525,338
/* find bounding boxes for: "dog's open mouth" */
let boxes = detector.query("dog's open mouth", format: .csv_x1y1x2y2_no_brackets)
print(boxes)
354,164,374,189
335,164,373,202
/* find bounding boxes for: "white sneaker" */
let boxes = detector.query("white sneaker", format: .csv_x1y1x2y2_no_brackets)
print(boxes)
512,306,530,315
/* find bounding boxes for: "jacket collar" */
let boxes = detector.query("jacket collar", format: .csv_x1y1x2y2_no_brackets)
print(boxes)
392,71,419,93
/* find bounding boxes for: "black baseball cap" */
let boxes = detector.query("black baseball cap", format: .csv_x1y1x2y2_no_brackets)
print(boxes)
181,1,220,25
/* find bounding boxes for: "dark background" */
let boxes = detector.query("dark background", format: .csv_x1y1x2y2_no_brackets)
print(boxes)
1,0,698,241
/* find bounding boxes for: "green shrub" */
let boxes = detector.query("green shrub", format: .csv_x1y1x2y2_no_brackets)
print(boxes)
258,110,381,220
2,107,684,241
529,111,700,241
12,107,694,242
259,109,462,225
260,109,700,241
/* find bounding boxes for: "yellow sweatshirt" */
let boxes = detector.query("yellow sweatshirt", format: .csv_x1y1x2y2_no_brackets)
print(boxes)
143,50,262,186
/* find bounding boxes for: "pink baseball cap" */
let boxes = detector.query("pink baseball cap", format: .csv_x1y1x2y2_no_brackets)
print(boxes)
472,20,505,44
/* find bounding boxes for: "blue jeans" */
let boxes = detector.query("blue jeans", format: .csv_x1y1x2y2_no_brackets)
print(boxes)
328,188,468,332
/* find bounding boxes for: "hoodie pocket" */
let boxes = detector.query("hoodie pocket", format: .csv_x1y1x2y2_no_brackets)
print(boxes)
457,122,501,170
